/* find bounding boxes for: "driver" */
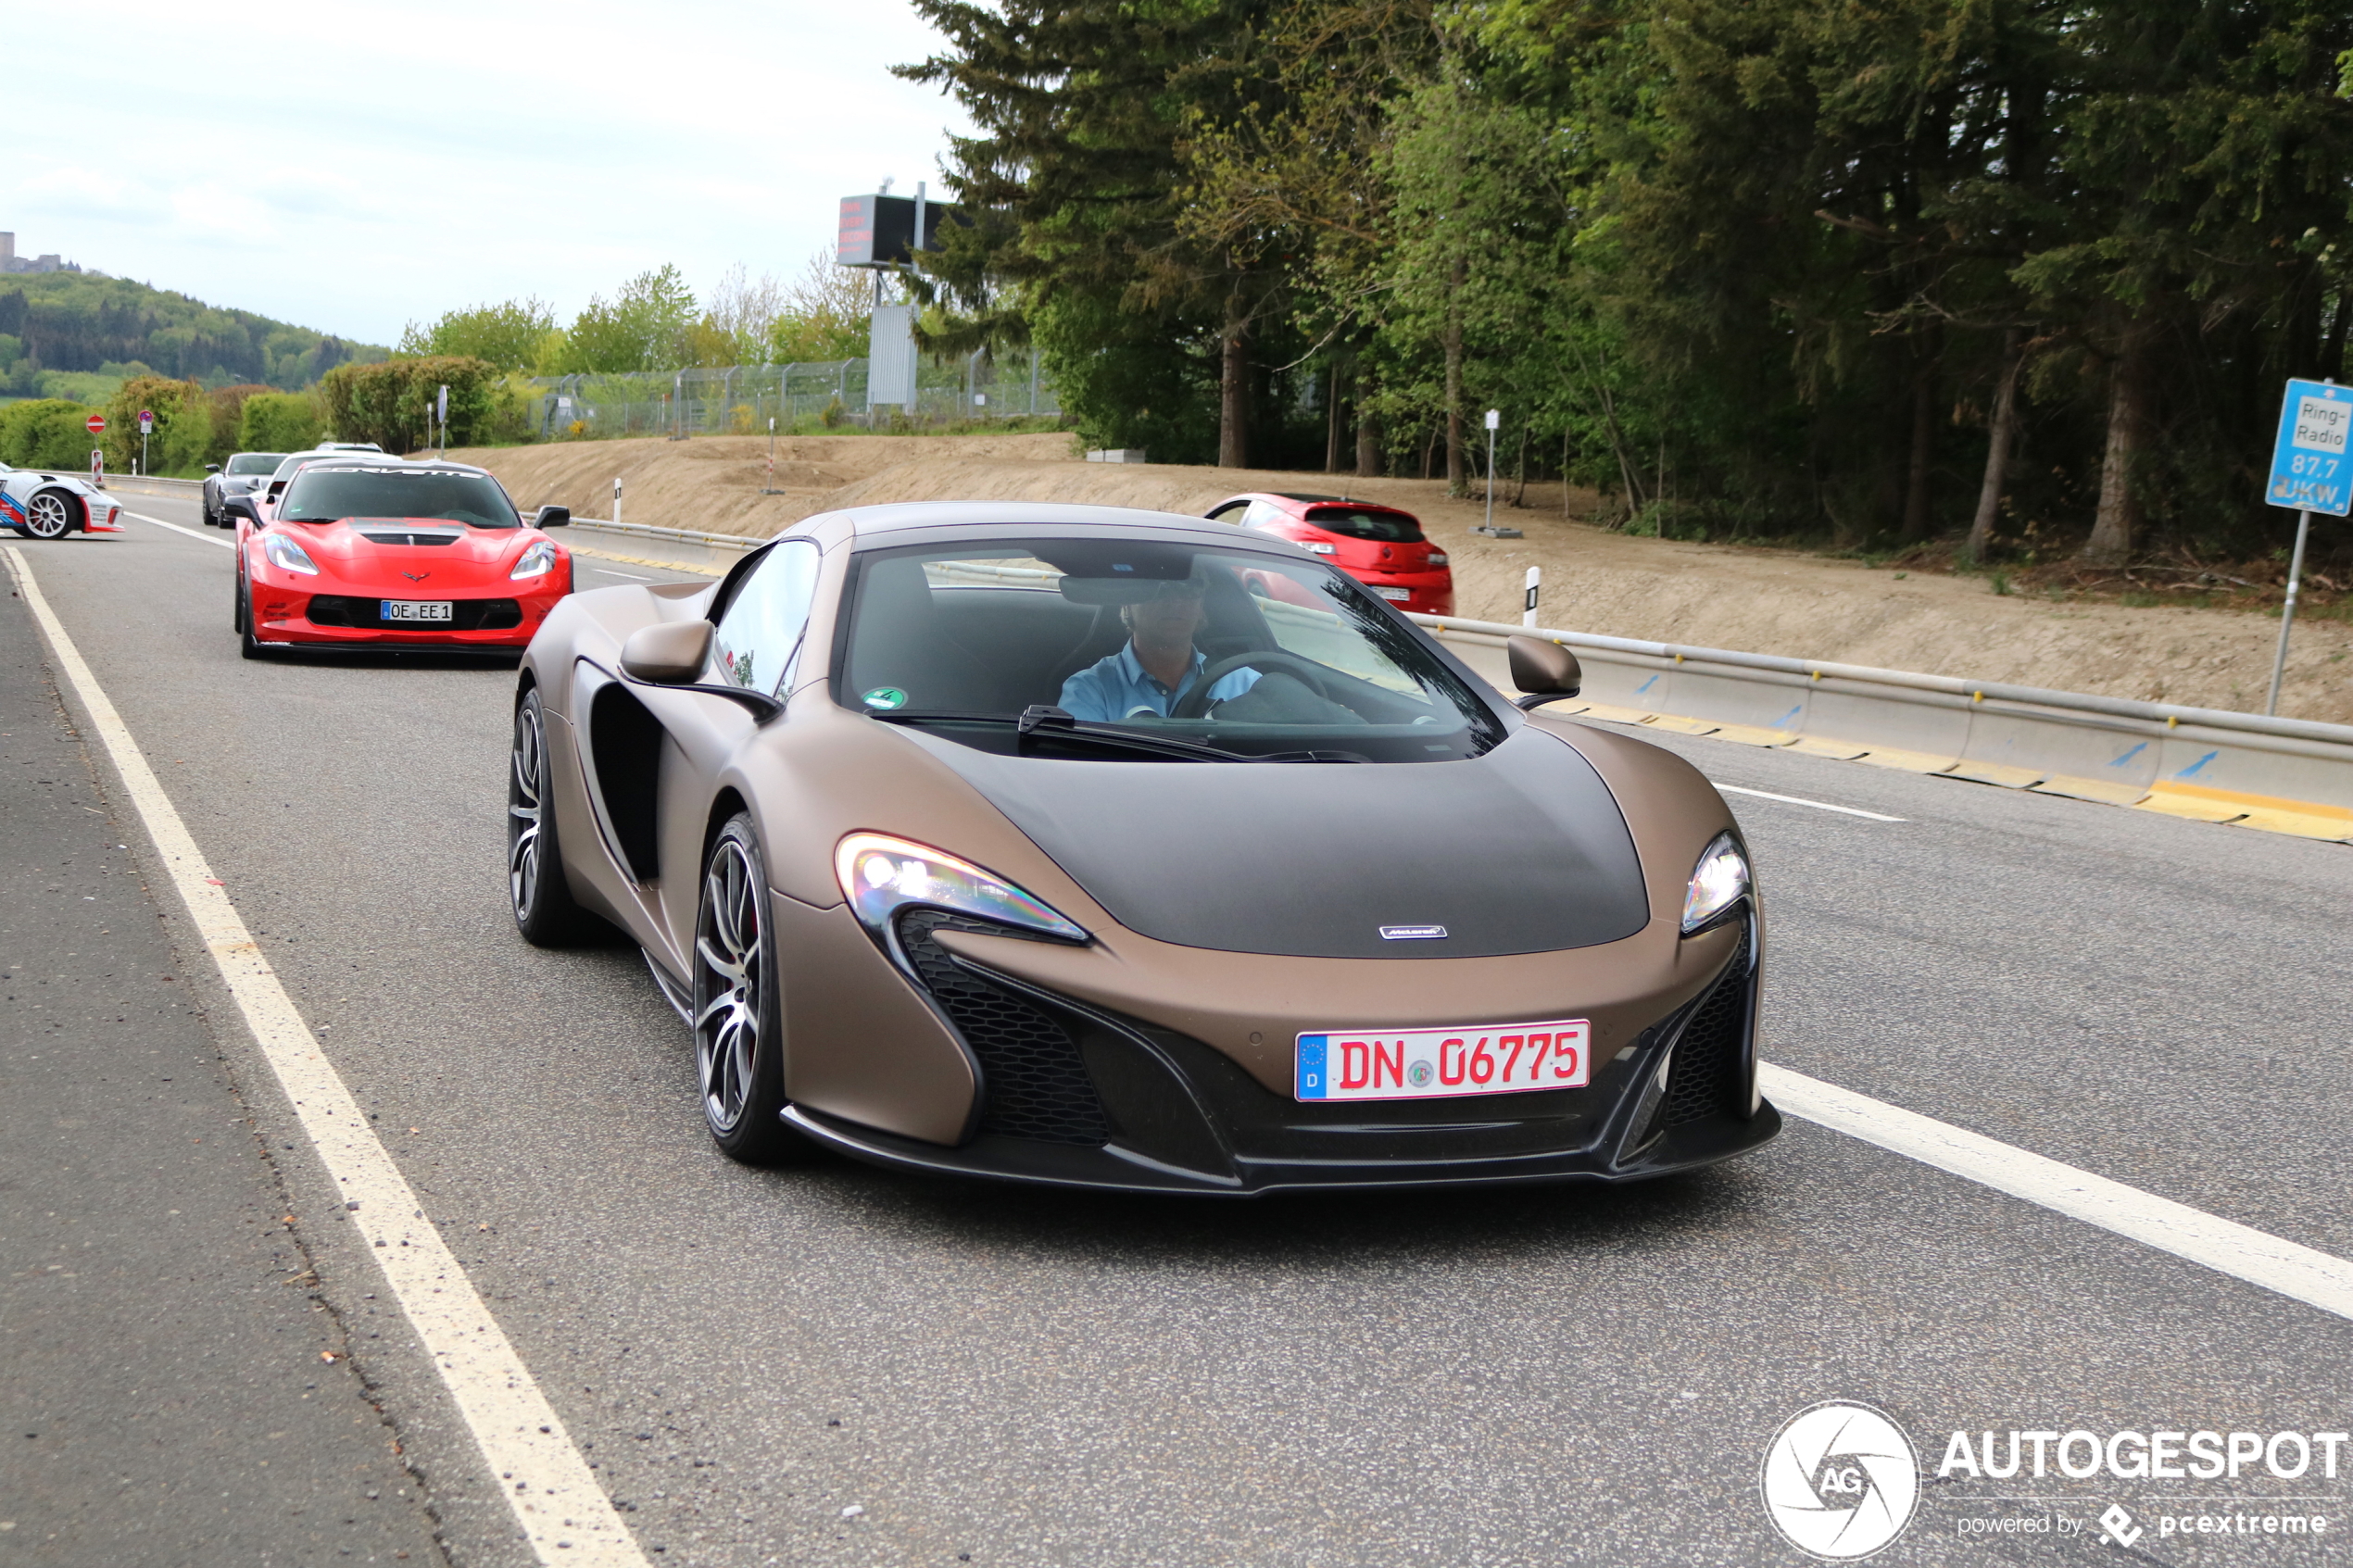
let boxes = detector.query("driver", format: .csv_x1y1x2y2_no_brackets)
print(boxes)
1057,574,1261,721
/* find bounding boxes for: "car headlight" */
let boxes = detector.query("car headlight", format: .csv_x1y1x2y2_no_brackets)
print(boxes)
510,538,559,580
835,833,1088,943
1681,832,1750,935
260,532,320,575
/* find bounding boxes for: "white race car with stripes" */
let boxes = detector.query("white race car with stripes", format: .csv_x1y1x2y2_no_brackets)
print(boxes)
0,462,123,541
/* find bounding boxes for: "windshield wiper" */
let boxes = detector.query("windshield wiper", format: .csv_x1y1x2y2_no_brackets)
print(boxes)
870,707,1259,763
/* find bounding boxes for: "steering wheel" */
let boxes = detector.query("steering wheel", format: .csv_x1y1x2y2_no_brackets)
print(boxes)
1171,649,1345,719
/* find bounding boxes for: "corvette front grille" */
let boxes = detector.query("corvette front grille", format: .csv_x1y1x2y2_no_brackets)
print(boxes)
896,910,1109,1147
1660,928,1752,1129
304,596,523,630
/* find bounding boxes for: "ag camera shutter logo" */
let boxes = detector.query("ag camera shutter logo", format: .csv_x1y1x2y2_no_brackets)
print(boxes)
1760,1401,1920,1559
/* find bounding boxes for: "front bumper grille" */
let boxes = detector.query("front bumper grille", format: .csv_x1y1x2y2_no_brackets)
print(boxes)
897,911,1110,1147
304,596,523,630
1660,925,1753,1129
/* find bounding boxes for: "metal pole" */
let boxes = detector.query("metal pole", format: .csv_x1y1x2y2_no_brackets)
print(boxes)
1484,420,1497,533
2264,508,2313,716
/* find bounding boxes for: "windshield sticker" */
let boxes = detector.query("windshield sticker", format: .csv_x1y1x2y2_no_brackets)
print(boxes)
862,686,909,710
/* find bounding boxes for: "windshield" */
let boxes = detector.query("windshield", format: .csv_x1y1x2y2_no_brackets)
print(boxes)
227,453,286,475
279,467,521,528
837,539,1504,762
1304,506,1424,544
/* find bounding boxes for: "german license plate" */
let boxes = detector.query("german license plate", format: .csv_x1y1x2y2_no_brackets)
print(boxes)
1295,1019,1591,1101
1372,585,1413,601
381,600,453,621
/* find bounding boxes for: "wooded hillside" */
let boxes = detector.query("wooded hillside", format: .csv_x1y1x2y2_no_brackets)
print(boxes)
0,270,385,399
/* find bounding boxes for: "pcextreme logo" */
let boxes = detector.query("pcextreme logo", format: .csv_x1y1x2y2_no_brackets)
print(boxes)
1761,1401,1922,1560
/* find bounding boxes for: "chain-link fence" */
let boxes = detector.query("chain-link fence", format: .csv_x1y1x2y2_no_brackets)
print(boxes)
524,347,1058,440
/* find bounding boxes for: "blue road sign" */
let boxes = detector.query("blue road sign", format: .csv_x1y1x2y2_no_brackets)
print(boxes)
2266,379,2352,516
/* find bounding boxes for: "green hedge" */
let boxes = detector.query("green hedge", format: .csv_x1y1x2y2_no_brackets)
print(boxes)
319,356,497,453
238,391,322,453
0,398,100,470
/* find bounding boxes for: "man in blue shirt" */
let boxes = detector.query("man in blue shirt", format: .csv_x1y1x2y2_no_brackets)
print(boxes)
1058,576,1261,721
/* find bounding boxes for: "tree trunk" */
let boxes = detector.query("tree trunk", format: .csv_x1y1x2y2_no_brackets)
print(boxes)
1966,329,2023,563
1901,331,1938,541
2322,289,2352,384
1443,257,1465,494
1217,293,1249,470
1356,397,1381,478
1324,362,1343,473
2082,324,2152,564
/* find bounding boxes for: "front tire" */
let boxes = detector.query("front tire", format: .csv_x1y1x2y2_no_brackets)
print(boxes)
236,573,268,659
693,813,819,1165
508,689,603,946
23,490,75,540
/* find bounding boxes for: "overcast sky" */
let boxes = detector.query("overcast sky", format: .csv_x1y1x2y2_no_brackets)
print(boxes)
6,0,976,346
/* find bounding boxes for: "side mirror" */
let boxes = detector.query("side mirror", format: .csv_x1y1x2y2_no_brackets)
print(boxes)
204,464,221,473
1507,634,1582,709
220,496,260,525
620,621,712,685
534,505,572,528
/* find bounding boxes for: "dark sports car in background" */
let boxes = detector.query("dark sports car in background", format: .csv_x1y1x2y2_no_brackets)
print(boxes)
201,451,288,526
1206,491,1453,615
222,459,573,657
508,500,1774,1194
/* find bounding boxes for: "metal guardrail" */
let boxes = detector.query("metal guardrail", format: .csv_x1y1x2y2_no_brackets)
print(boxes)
1412,613,2353,838
98,475,202,496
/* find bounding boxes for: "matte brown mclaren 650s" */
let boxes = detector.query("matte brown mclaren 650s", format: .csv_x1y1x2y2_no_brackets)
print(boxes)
508,502,1778,1192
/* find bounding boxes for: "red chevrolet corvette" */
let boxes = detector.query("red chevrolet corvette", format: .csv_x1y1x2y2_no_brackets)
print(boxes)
221,459,573,659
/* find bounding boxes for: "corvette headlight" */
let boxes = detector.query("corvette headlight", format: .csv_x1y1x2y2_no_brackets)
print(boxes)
260,532,320,575
835,833,1088,943
1680,832,1750,935
510,539,559,580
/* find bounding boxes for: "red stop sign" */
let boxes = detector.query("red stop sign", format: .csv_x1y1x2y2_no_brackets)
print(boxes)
85,414,107,433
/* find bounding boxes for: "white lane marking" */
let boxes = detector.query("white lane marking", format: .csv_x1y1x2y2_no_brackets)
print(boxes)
128,509,234,550
1761,1062,2353,1323
587,568,651,581
3,546,647,1568
1712,783,1903,822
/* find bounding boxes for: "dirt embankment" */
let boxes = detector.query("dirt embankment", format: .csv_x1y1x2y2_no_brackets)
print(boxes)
447,434,2353,723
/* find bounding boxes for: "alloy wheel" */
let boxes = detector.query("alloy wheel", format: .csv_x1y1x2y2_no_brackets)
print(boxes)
24,493,72,540
694,836,764,1134
507,704,547,920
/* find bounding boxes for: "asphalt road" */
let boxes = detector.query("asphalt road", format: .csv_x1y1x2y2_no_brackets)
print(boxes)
4,495,2350,1568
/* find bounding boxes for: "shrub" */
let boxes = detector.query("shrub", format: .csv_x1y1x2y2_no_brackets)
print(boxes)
204,385,276,467
239,391,323,453
103,376,208,476
0,398,99,470
319,356,497,453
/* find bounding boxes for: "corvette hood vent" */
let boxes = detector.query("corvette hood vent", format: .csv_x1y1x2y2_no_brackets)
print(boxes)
897,726,1649,960
357,529,463,546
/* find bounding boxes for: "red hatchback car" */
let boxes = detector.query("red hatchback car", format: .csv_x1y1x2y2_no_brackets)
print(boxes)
1204,492,1453,615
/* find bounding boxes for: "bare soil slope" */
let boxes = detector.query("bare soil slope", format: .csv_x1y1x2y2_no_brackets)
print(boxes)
447,436,2353,722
